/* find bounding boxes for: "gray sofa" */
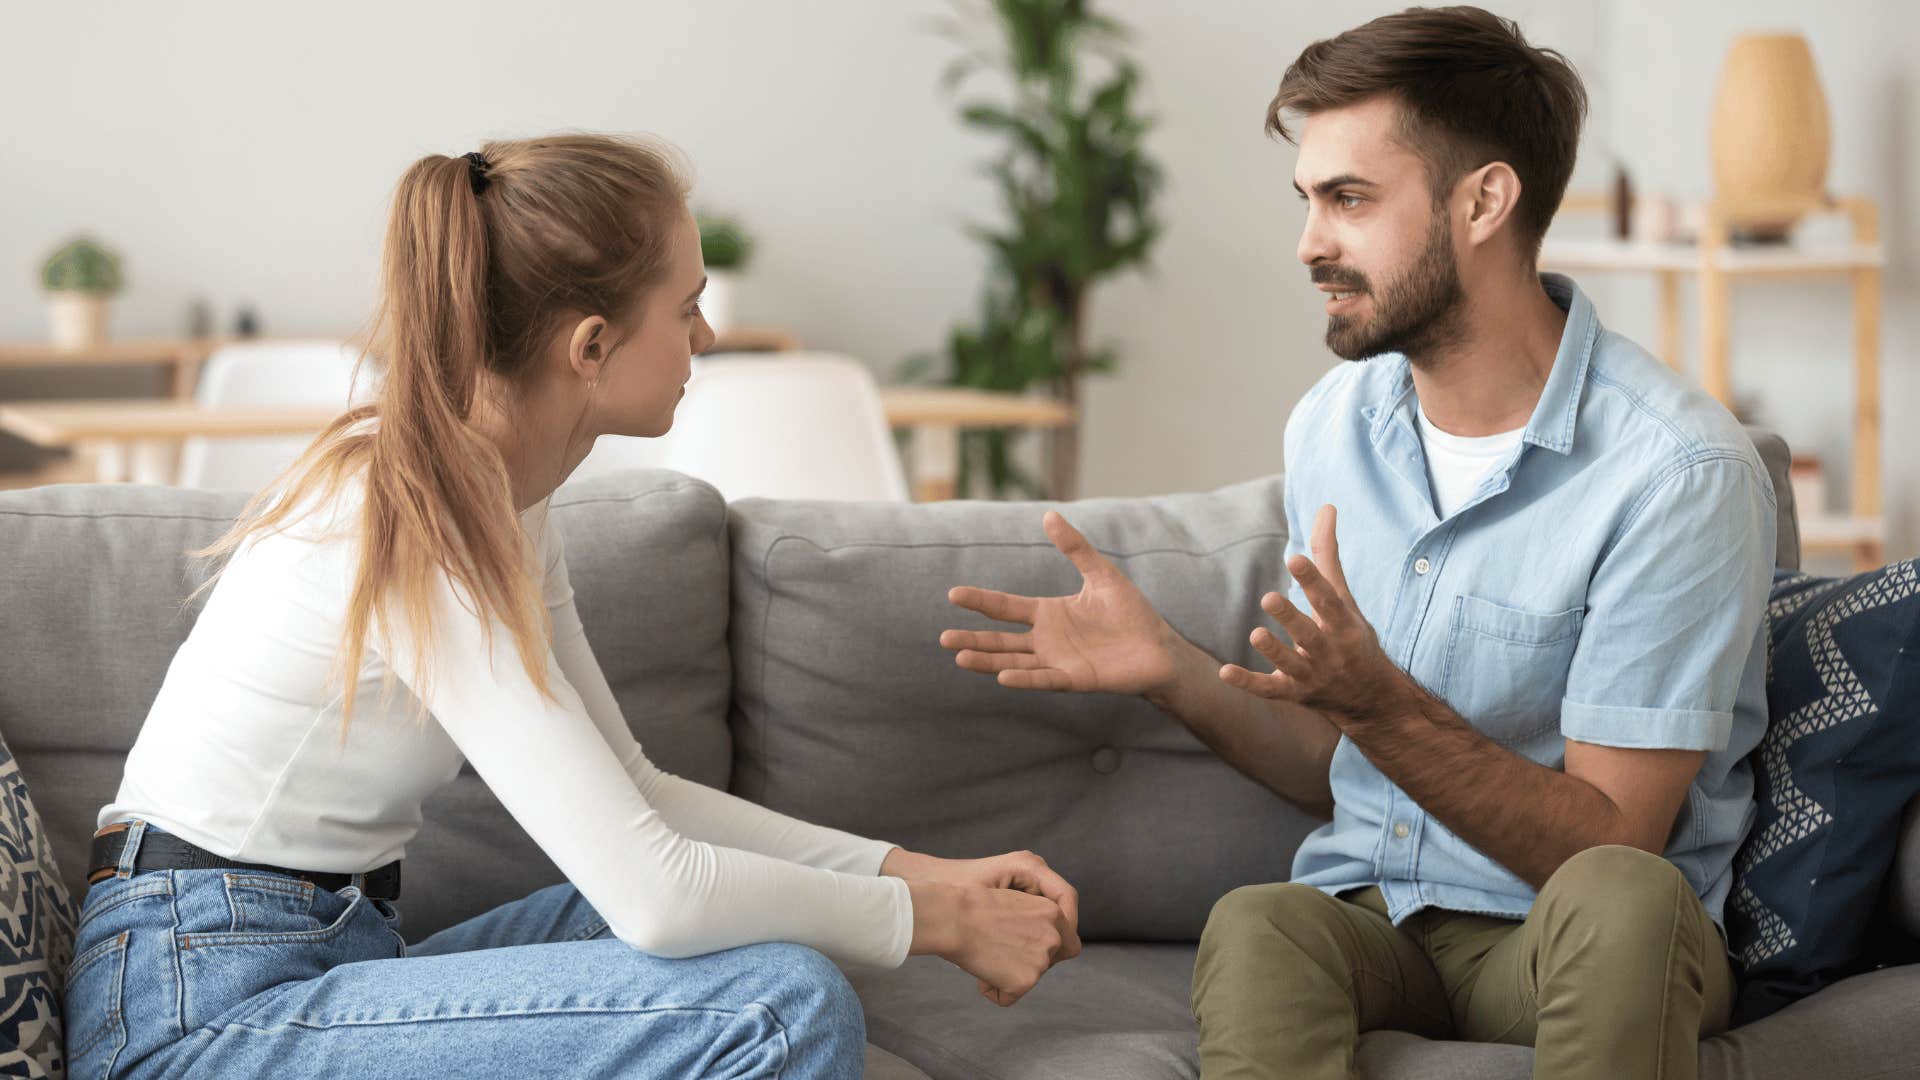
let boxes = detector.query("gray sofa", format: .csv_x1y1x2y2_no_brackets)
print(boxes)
3,427,1916,1079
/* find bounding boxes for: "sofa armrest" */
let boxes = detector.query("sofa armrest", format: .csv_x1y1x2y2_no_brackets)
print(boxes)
1895,795,1920,940
1743,426,1799,571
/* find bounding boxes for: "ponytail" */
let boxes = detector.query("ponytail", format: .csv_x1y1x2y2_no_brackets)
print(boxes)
196,134,690,734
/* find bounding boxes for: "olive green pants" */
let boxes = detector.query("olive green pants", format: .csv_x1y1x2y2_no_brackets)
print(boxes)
1190,845,1735,1080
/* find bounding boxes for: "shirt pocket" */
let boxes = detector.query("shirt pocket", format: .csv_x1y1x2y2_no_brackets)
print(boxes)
1440,594,1584,748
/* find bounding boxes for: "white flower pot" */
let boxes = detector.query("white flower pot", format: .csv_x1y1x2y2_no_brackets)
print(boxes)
702,271,739,337
47,292,110,351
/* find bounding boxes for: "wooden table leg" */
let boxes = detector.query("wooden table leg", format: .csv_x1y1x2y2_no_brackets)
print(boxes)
1656,268,1682,372
79,439,128,483
128,439,177,485
1698,207,1733,407
1843,198,1882,554
909,422,960,502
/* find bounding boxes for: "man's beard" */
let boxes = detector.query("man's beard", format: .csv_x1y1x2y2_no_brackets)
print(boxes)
1317,210,1465,367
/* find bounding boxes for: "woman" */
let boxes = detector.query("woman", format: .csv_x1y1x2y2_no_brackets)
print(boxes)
64,134,1080,1080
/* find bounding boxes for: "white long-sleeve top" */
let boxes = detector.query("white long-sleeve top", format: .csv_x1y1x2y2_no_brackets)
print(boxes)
102,481,914,968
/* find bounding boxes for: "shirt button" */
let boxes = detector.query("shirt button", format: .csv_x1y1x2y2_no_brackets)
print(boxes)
1393,822,1411,839
1413,558,1432,575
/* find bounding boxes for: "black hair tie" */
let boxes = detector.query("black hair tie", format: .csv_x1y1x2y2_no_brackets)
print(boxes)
463,151,492,195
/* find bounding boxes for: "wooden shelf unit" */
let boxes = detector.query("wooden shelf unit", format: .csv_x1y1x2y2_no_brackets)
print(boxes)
1541,196,1884,570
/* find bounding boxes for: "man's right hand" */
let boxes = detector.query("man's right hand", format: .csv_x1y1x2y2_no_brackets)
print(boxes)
941,511,1179,696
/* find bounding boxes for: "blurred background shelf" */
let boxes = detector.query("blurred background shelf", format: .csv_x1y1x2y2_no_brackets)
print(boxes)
1541,196,1883,571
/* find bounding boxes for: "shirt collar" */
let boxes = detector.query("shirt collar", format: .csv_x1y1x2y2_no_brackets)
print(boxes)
1362,272,1596,458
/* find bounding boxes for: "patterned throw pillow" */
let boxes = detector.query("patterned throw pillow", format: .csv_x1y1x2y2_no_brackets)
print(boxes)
0,729,80,1079
1727,560,1920,1025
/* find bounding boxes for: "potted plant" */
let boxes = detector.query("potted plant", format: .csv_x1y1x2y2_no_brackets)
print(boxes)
41,236,125,350
697,214,755,336
912,0,1162,499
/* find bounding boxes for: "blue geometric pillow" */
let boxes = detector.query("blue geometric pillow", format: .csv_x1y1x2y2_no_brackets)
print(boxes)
1727,560,1920,1025
0,728,80,1078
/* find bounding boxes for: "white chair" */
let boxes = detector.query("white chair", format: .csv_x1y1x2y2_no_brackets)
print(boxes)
176,341,376,492
573,353,908,502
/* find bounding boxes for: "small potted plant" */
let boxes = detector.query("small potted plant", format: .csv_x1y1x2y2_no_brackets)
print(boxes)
41,236,124,350
697,214,754,336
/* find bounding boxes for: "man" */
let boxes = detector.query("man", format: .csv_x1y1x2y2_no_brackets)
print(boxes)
938,7,1775,1079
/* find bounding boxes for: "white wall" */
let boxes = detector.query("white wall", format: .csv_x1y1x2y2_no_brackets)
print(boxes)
2,1,1910,558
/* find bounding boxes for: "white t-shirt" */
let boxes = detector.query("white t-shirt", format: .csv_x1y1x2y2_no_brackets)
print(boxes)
1415,406,1525,520
102,479,913,968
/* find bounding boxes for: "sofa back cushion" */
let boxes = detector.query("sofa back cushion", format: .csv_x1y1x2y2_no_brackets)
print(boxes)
727,477,1326,942
727,427,1802,944
0,470,732,939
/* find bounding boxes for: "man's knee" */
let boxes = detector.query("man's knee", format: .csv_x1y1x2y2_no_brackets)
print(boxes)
1536,844,1686,940
1200,883,1338,954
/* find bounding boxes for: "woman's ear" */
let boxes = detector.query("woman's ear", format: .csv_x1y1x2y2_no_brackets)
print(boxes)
566,315,608,386
1463,161,1523,250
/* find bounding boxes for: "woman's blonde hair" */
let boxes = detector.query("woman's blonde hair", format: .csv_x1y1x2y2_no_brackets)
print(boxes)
197,133,690,731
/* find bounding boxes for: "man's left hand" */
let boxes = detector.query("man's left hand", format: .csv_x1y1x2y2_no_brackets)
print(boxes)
1218,504,1415,728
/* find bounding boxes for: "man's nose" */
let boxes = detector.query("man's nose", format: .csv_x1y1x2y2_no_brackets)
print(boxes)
1297,205,1337,267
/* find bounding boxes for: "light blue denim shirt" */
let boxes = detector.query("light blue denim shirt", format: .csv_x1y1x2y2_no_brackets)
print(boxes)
1285,274,1776,930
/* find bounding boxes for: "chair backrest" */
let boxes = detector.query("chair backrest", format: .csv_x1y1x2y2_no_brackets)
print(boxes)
176,341,375,492
571,353,909,502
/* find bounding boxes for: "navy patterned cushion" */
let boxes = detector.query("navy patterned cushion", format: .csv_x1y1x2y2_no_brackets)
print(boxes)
1728,561,1920,1025
0,729,80,1078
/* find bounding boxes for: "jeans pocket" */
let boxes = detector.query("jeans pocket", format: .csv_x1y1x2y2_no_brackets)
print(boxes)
75,874,174,940
178,872,359,948
64,931,129,1080
176,878,391,1032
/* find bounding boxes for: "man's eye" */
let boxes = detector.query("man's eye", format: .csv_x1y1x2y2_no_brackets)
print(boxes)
1338,194,1363,209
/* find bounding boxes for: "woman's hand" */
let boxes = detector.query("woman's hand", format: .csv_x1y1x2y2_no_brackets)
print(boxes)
904,880,1079,1006
886,848,1083,1006
883,848,1080,936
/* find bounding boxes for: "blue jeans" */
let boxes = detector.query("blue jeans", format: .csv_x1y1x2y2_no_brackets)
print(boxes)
64,820,867,1079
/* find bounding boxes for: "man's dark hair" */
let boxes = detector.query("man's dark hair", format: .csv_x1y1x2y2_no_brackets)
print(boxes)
1268,5,1588,258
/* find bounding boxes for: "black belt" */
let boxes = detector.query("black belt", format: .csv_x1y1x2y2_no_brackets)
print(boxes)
87,823,401,901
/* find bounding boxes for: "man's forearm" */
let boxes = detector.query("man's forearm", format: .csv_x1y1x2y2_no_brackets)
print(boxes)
1344,680,1635,889
1145,634,1340,817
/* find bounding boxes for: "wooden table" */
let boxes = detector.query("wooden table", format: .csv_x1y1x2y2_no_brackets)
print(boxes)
0,387,1075,500
0,326,801,400
0,337,246,399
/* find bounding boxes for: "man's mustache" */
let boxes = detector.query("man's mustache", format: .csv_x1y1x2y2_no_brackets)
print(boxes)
1310,266,1370,292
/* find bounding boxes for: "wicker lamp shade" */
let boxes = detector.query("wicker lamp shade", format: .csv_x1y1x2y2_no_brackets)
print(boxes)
1710,32,1831,240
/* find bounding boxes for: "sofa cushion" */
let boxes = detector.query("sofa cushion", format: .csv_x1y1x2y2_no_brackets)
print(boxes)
848,943,1920,1080
0,471,733,939
0,728,79,1078
728,479,1325,941
1728,561,1920,1024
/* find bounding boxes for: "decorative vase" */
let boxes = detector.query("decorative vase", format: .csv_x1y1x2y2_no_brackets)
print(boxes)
47,293,109,350
1710,32,1830,242
702,271,738,336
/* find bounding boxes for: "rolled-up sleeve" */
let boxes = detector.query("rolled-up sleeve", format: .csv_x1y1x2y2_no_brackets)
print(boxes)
1559,452,1775,752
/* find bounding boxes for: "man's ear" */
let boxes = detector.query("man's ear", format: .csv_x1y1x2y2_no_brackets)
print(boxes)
566,315,609,384
1462,161,1523,251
